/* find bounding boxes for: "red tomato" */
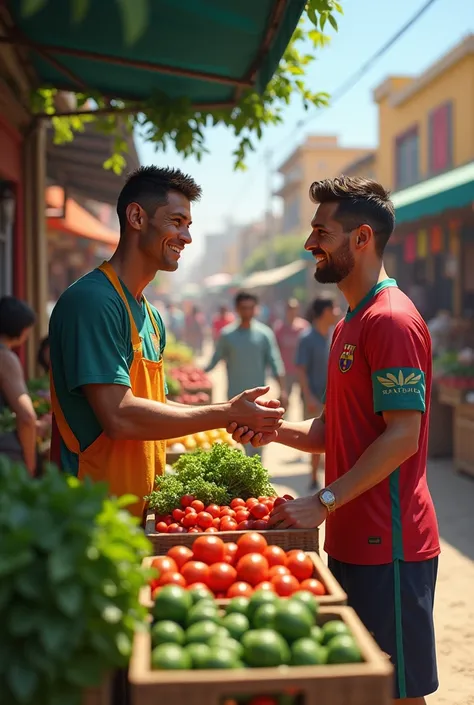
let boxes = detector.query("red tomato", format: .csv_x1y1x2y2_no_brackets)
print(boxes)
188,527,200,533
182,512,198,528
205,527,218,532
149,578,160,591
236,520,253,531
205,504,221,518
184,506,195,515
164,516,172,525
271,573,299,596
224,542,238,565
167,545,193,569
283,494,294,500
187,582,212,593
212,517,220,528
192,535,226,565
234,510,249,523
151,556,178,576
181,561,210,586
220,507,236,518
196,511,213,529
207,562,237,593
268,565,290,579
249,503,267,519
263,545,287,567
170,525,187,533
236,553,269,586
262,499,274,512
273,497,288,508
236,532,268,557
230,498,246,509
180,495,195,508
252,520,268,530
246,498,259,509
172,508,185,522
300,578,327,596
226,581,253,598
258,496,269,503
158,571,186,588
155,522,168,533
220,518,238,532
254,581,275,592
191,500,205,513
287,551,314,581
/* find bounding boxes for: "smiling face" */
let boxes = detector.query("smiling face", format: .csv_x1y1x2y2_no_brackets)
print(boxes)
128,189,193,272
304,202,357,284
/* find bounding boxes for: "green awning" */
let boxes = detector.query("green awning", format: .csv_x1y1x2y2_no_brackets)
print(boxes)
393,162,474,225
7,0,305,107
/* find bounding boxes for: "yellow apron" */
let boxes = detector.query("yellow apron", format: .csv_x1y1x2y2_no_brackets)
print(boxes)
50,261,166,518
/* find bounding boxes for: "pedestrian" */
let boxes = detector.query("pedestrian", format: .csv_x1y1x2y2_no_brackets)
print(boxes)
212,305,235,341
185,305,205,356
0,296,38,474
295,295,340,489
205,290,286,458
37,335,50,375
228,175,440,704
49,166,284,519
273,298,309,410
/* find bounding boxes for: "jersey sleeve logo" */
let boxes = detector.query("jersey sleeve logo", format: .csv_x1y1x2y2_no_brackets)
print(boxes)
372,367,426,414
339,343,356,373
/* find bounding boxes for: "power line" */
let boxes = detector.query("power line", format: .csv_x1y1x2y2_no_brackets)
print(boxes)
231,0,439,208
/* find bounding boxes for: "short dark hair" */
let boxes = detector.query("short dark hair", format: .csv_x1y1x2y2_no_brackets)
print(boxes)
0,296,36,339
235,291,258,307
310,296,335,321
309,175,395,256
117,166,202,233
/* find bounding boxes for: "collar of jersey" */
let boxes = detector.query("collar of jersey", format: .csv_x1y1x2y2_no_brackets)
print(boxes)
345,278,398,322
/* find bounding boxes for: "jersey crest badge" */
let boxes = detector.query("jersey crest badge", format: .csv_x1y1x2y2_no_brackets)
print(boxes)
339,343,356,373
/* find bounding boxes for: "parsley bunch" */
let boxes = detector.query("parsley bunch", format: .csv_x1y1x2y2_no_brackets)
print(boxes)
146,444,275,515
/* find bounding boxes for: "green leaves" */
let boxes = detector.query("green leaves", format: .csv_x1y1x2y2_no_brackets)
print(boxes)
0,460,150,704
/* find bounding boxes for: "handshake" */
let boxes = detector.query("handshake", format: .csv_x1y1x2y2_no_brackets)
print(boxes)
224,385,285,449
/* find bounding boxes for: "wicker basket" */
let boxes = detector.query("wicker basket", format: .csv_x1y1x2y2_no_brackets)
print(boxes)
140,551,346,610
129,606,393,705
145,512,319,555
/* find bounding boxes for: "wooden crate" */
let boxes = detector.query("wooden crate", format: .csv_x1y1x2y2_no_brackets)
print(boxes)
82,678,110,705
140,551,346,610
145,512,319,555
129,606,393,705
438,383,466,407
454,403,474,478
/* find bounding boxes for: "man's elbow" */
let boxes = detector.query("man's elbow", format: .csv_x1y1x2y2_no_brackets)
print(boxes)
400,432,419,460
101,411,128,440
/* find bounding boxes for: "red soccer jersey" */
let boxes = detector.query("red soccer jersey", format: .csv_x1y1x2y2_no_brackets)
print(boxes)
324,279,440,565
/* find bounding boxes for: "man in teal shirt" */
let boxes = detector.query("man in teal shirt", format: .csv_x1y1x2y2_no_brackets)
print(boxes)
206,291,286,457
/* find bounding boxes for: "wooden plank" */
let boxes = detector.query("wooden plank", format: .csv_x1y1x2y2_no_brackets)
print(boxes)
129,606,393,705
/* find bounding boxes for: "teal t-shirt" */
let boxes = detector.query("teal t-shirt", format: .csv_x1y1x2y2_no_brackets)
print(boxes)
49,268,167,475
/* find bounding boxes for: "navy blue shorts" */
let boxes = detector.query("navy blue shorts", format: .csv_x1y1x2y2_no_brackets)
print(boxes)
328,556,439,700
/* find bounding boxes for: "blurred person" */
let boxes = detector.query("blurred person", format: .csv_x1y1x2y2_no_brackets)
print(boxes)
166,301,185,340
49,166,283,518
228,176,439,704
185,305,205,355
212,305,234,341
37,335,50,374
0,296,38,474
205,290,286,458
273,298,309,407
296,296,340,489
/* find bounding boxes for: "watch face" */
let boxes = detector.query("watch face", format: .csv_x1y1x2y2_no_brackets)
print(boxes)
321,490,335,505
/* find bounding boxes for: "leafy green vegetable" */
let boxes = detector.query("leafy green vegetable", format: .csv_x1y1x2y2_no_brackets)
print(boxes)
146,444,275,515
0,457,151,705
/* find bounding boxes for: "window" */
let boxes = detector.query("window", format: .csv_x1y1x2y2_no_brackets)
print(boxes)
395,128,419,189
429,102,453,174
282,196,301,233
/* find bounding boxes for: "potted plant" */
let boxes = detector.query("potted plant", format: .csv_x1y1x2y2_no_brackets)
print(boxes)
0,456,151,705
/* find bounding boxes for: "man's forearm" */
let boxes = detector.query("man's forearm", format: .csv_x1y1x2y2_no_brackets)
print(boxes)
112,398,229,441
328,426,418,507
276,416,325,454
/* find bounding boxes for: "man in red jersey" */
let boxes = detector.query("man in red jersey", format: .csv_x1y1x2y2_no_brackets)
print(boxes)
228,176,440,704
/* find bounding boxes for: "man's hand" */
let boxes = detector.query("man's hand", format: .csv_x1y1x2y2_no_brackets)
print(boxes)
227,387,284,433
267,495,327,529
279,389,289,410
227,397,282,446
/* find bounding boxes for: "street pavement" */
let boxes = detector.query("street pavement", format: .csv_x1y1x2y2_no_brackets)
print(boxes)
202,348,474,705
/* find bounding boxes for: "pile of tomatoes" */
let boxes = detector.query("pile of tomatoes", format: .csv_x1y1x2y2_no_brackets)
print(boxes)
154,495,293,534
149,533,326,599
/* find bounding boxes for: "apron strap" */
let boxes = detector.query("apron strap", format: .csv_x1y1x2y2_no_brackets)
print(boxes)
98,261,142,351
50,372,80,454
143,298,162,348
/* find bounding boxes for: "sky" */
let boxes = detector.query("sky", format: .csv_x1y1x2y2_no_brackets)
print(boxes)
135,0,473,276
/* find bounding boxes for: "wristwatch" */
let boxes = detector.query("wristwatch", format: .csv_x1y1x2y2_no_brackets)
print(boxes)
318,488,336,513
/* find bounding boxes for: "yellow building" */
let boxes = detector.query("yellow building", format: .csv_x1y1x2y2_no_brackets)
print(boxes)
275,135,370,234
372,35,474,318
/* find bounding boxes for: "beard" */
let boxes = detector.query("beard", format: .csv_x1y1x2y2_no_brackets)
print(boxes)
314,239,355,284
